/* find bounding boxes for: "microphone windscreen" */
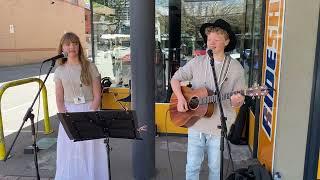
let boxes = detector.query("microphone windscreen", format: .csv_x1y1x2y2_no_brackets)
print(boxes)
207,49,213,57
62,52,68,58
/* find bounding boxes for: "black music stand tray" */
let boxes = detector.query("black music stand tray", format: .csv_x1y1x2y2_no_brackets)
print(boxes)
57,110,141,180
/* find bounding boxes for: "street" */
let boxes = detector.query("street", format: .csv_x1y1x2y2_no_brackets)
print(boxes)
0,63,58,137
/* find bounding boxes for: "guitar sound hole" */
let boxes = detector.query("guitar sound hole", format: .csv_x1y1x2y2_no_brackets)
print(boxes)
188,97,199,110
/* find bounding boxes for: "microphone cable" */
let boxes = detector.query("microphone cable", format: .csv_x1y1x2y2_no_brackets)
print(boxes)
164,109,174,180
35,61,52,140
225,137,235,177
35,62,46,140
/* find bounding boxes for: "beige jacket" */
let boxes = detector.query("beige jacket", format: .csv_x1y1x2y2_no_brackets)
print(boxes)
171,54,246,135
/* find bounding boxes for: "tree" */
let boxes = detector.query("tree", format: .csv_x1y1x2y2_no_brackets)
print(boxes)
181,1,244,42
93,0,128,34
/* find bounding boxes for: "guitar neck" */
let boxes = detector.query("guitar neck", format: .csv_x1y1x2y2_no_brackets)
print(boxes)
199,90,245,104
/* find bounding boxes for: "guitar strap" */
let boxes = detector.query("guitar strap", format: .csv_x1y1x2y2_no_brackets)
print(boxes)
217,55,231,89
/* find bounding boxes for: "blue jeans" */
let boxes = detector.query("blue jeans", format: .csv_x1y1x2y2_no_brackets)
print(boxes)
186,129,220,180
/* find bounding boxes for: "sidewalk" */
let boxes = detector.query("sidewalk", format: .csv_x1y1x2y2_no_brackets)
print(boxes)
0,116,258,180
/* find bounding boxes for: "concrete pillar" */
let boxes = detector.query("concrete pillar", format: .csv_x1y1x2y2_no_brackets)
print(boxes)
130,0,156,179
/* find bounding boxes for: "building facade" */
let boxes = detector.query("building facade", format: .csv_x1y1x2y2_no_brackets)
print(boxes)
0,0,87,66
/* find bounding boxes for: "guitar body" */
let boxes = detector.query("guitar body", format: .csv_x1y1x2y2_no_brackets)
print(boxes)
169,85,269,128
169,86,214,128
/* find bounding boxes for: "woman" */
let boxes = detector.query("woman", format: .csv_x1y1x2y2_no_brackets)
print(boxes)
54,32,108,180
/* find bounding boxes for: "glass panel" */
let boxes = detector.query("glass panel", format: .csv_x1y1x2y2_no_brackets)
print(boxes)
242,0,264,112
88,0,263,103
91,0,131,86
70,0,79,5
252,0,263,86
242,0,264,87
156,0,169,102
178,0,264,110
181,0,246,73
90,0,168,102
242,0,254,86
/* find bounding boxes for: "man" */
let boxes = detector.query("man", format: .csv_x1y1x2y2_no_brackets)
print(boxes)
170,19,245,180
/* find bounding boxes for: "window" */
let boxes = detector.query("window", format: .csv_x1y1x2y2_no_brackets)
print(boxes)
70,0,78,5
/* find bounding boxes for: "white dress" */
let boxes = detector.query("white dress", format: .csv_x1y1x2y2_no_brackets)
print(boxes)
55,102,109,180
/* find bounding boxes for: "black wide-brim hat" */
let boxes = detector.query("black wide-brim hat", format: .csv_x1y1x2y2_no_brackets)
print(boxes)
200,19,236,52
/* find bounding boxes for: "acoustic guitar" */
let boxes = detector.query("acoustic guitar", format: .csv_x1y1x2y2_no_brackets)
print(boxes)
169,85,269,127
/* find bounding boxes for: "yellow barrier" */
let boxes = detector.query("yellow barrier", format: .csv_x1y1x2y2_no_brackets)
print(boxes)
101,87,188,134
101,87,243,135
155,103,187,134
0,78,53,160
318,154,320,179
101,87,131,110
249,110,255,151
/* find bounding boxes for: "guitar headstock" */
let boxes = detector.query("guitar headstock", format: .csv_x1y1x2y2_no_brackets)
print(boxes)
244,85,269,97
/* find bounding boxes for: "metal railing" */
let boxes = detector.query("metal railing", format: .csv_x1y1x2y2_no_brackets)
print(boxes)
0,78,53,160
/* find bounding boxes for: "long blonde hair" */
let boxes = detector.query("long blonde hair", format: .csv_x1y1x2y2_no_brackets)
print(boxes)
57,32,92,86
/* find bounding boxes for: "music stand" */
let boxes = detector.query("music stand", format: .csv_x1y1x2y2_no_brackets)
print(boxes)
57,110,141,180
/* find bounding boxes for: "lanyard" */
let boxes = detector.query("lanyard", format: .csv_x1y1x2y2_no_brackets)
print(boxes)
205,55,231,89
66,65,83,98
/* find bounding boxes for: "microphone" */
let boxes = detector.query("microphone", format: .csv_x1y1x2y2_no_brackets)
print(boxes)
207,49,213,59
207,49,215,66
42,52,68,63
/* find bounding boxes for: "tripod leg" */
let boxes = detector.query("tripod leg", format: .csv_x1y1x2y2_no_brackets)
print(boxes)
105,138,112,180
225,138,235,171
220,133,224,180
30,114,40,180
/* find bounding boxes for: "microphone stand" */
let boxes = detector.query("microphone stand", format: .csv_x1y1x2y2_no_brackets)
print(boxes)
208,52,228,180
4,59,57,180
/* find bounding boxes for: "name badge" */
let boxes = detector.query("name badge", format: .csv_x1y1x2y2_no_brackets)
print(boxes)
73,96,85,104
